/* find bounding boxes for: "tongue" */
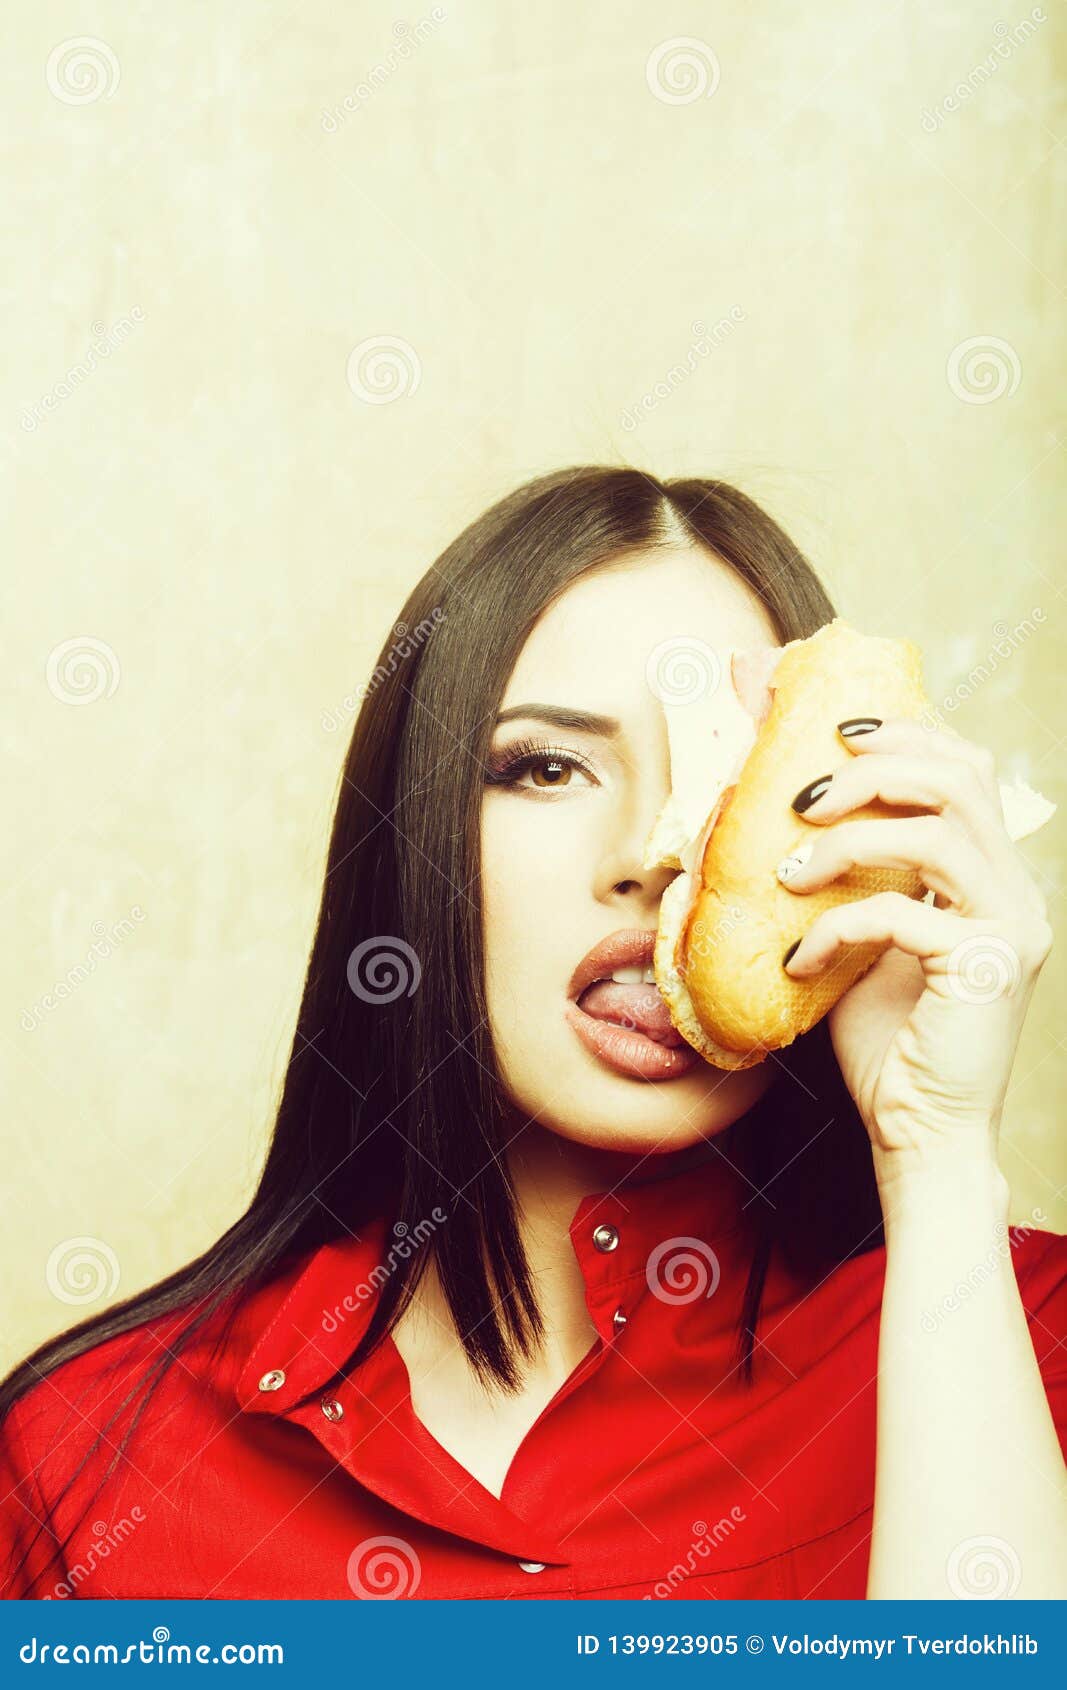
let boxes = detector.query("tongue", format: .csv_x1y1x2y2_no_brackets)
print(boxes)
577,980,685,1047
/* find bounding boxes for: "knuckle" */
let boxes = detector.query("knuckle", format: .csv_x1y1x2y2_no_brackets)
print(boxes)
1021,879,1049,926
1008,856,1049,926
1027,919,1054,967
912,813,950,852
825,819,864,863
956,763,987,807
868,890,905,923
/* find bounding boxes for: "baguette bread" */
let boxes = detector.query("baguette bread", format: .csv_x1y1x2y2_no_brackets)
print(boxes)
653,620,930,1069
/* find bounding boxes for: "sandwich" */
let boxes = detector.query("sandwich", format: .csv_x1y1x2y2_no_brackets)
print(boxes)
646,619,1054,1070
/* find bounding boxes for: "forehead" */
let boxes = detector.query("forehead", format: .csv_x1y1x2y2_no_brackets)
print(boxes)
499,545,779,712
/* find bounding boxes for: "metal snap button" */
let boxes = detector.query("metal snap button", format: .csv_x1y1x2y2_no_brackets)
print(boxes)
320,1396,344,1422
518,1560,546,1573
257,1368,286,1392
592,1223,619,1253
612,1307,627,1332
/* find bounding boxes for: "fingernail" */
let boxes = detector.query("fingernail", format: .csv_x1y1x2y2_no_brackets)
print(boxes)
783,939,801,969
792,775,833,814
776,843,813,884
838,717,882,738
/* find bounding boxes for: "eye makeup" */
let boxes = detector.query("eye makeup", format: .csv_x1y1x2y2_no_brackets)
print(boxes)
483,735,599,791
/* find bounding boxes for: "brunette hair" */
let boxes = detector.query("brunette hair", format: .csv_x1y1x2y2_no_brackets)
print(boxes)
1,466,882,1587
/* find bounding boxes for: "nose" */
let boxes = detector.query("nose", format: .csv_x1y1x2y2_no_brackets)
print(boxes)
606,860,679,910
594,793,679,913
592,698,679,912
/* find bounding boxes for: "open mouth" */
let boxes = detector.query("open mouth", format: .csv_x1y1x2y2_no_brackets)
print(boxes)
564,928,699,1081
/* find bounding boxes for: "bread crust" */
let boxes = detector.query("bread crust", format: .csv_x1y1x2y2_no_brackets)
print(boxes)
655,620,929,1067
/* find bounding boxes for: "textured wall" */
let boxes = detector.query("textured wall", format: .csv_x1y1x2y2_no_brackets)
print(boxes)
4,1,1064,1367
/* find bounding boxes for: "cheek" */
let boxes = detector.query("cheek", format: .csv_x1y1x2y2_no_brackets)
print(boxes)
479,798,591,1022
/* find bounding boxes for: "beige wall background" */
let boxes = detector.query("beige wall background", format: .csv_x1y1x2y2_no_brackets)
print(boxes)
3,1,1064,1368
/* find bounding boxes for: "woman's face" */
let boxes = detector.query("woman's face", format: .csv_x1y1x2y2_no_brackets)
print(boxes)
481,543,780,1155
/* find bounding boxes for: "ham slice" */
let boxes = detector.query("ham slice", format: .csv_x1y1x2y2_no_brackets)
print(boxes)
731,645,782,726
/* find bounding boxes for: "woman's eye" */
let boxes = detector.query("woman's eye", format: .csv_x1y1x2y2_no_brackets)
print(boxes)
485,743,598,793
529,756,574,788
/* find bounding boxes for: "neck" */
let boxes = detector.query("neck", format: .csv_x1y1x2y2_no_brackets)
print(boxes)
472,1128,727,1375
394,1125,731,1399
503,1119,724,1249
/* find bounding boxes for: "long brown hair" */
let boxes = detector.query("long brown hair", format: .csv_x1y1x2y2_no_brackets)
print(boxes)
1,466,882,1588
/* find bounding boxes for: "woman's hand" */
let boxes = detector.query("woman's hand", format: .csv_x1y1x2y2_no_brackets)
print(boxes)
777,721,1066,1600
777,718,1052,1185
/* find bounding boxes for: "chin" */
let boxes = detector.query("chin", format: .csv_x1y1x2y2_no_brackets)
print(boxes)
539,1113,726,1156
502,1047,773,1155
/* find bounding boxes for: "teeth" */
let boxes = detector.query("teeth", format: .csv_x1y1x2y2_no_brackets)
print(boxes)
610,967,646,984
642,965,657,983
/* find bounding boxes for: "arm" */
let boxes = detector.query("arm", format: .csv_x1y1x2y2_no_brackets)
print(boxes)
868,1150,1067,1599
0,1398,65,1599
777,714,1066,1599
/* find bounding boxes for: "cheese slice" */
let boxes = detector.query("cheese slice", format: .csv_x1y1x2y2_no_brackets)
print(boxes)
642,664,758,876
1000,777,1056,842
644,658,1055,876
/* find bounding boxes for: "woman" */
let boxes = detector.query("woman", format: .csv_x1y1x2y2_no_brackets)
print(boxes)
2,466,1064,1602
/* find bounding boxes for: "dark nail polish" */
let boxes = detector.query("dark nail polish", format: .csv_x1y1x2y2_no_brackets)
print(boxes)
792,775,833,814
838,717,882,737
783,939,801,968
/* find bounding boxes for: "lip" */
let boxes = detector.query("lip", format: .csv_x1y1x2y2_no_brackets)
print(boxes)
565,927,700,1083
568,928,658,1001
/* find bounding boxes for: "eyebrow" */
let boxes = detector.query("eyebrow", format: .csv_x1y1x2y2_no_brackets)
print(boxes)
494,703,622,737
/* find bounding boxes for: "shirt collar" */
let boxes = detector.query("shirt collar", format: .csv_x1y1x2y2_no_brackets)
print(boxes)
234,1137,754,1418
567,1138,753,1334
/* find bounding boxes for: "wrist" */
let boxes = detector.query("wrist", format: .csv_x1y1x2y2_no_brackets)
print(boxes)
873,1137,1010,1238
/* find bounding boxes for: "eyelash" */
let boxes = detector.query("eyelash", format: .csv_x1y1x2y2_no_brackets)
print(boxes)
484,736,598,790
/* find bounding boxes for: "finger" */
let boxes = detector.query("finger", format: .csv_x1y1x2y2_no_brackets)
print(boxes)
790,752,1005,853
836,717,1003,813
774,815,999,914
784,891,1049,992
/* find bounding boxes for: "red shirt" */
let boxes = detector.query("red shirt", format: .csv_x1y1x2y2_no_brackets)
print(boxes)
3,1154,1066,1601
